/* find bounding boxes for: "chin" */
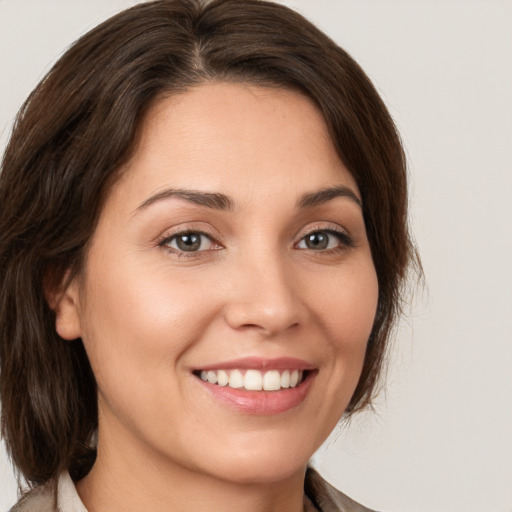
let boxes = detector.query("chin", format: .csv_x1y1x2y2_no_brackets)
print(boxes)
194,436,314,486
210,458,307,486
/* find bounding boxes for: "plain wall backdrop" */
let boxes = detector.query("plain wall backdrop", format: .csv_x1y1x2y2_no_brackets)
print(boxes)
1,1,511,511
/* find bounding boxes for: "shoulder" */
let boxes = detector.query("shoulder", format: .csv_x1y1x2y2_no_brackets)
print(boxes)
305,467,379,512
8,482,57,512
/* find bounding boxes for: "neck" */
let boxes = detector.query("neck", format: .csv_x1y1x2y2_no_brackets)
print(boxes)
76,426,307,512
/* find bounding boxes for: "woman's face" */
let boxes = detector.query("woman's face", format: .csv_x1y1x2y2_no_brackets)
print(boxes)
59,83,378,485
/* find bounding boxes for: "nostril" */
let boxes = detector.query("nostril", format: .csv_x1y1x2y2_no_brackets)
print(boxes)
224,308,302,338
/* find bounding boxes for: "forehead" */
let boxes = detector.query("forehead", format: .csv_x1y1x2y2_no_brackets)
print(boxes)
112,82,357,209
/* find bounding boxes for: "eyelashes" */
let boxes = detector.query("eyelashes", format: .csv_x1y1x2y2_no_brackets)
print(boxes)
296,228,353,251
160,231,221,253
158,226,354,258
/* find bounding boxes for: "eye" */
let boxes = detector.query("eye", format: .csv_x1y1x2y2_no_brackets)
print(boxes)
296,229,352,251
160,231,218,253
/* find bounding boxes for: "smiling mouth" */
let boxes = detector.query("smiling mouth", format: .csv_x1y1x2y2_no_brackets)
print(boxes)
194,369,308,391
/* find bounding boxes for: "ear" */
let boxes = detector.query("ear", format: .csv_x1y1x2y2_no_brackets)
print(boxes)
45,270,83,341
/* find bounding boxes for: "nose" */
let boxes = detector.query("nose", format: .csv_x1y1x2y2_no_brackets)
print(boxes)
223,251,307,337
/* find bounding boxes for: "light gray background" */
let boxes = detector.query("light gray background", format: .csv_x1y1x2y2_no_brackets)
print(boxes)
1,1,511,511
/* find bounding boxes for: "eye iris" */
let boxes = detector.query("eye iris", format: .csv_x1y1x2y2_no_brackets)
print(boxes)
176,233,201,251
305,232,329,250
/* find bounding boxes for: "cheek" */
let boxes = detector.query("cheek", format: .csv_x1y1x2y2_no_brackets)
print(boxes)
77,255,222,388
311,258,379,403
311,259,378,349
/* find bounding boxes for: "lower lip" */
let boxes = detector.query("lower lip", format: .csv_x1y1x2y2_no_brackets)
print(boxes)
195,372,316,415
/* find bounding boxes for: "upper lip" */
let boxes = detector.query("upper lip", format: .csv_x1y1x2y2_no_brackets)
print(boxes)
193,356,316,372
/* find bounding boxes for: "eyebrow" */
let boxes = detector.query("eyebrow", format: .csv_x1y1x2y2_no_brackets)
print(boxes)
133,184,361,215
296,185,362,209
134,188,235,213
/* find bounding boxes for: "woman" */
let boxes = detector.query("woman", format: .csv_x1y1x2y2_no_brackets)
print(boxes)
0,1,417,511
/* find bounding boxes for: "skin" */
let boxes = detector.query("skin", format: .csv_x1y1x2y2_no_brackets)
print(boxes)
54,82,379,512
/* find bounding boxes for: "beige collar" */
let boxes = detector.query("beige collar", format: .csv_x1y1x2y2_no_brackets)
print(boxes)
10,468,375,512
57,473,87,512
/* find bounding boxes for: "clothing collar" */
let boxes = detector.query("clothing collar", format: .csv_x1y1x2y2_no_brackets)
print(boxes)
11,467,375,512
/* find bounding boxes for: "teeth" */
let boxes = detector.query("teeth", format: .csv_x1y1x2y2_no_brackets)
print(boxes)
281,370,290,388
199,369,305,391
228,369,244,389
217,370,229,386
263,370,281,391
244,370,263,390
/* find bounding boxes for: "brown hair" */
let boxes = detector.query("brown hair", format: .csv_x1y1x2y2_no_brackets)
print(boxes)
0,0,418,488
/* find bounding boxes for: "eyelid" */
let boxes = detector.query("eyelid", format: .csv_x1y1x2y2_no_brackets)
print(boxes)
296,222,351,240
294,223,354,250
157,226,224,253
155,221,353,255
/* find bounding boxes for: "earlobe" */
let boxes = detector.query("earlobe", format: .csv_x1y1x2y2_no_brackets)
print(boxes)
45,271,83,341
